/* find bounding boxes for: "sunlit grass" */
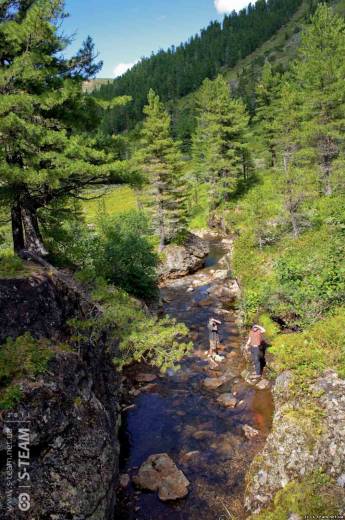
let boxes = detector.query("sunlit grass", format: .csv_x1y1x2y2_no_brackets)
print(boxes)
82,185,137,223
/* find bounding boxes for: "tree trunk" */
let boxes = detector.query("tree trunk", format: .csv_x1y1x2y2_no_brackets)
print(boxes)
21,206,48,256
11,202,25,255
157,194,165,252
290,210,299,238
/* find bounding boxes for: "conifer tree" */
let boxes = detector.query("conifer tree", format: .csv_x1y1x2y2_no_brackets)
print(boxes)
254,62,281,167
293,4,345,196
0,0,127,257
135,89,187,249
275,81,317,237
191,75,250,210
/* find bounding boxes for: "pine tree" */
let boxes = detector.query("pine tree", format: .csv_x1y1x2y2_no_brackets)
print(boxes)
191,75,250,211
0,0,126,257
254,62,281,167
135,89,188,249
293,4,345,196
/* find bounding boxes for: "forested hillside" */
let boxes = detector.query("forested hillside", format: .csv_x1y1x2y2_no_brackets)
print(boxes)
95,0,304,133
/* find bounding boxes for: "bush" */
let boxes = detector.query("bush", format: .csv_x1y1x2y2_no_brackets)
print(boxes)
272,228,345,327
95,211,158,300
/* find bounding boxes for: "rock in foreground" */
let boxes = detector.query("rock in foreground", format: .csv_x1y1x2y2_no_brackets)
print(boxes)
133,453,190,501
159,233,209,282
203,376,227,390
217,393,238,408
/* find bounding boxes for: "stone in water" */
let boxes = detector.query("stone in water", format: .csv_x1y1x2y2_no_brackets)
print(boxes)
132,453,190,501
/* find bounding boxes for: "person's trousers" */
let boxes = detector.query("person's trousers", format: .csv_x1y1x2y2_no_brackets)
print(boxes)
251,346,264,376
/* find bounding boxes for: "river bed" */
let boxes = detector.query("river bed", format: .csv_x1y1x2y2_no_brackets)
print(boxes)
116,237,273,520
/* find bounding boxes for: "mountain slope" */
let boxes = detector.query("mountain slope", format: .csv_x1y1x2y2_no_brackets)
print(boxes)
96,0,303,134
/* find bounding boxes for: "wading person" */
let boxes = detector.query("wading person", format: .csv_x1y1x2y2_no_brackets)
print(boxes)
207,317,222,357
246,324,266,377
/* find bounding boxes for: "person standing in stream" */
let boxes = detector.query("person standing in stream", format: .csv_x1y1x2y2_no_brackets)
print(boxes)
207,317,222,357
246,324,267,377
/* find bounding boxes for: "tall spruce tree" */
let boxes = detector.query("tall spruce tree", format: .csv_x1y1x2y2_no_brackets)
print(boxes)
0,0,127,257
293,4,345,196
135,89,187,249
254,62,281,167
275,81,318,237
191,75,250,210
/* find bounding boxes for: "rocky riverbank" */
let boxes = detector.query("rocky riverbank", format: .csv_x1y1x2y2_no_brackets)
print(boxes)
245,369,345,516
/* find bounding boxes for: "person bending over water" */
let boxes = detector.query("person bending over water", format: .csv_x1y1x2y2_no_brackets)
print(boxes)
207,317,222,357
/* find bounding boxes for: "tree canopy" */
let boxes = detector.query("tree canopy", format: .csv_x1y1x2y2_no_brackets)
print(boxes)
0,0,129,256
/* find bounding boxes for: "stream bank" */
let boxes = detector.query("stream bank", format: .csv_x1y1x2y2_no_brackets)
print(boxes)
116,235,274,519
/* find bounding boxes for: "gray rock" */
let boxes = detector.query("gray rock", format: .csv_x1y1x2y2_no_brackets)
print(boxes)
132,453,190,501
217,393,238,408
245,370,345,514
243,425,260,439
203,376,227,390
159,233,209,281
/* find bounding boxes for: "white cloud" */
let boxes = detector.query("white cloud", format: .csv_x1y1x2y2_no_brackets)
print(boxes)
214,0,248,14
113,62,137,78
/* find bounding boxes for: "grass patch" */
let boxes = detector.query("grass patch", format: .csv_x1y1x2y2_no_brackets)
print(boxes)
188,183,209,230
271,308,345,385
82,185,137,223
0,255,28,278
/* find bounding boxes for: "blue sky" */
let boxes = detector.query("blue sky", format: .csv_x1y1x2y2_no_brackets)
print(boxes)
63,0,249,78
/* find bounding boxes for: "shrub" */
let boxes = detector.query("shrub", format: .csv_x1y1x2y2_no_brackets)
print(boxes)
95,211,158,300
70,282,192,373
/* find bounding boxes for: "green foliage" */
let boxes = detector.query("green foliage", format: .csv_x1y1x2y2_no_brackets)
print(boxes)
272,226,345,327
293,3,345,196
191,75,251,211
0,254,27,278
82,186,137,223
95,211,158,300
271,308,345,381
0,334,54,409
249,471,344,520
0,0,130,256
0,385,22,411
71,282,192,373
254,62,281,167
134,90,188,247
233,6,345,333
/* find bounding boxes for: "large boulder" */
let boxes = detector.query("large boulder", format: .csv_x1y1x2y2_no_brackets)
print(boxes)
159,233,209,282
133,453,190,501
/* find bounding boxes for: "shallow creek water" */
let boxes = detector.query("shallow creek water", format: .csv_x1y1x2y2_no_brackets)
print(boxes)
117,237,274,520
